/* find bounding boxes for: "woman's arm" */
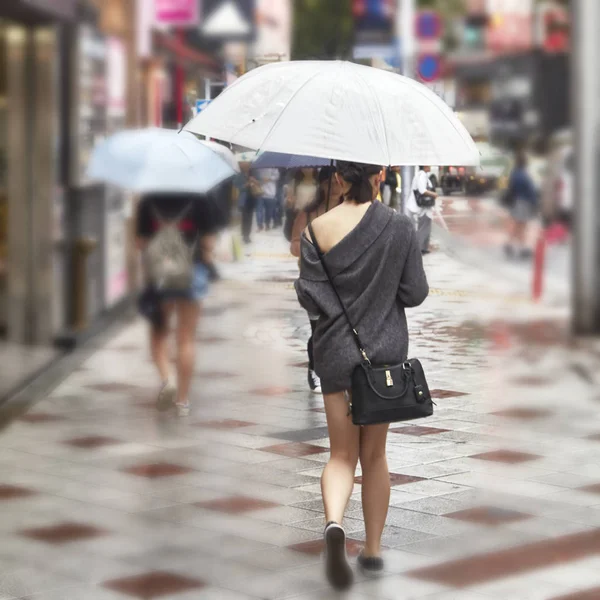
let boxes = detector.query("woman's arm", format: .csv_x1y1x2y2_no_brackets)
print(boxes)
294,277,321,319
397,219,429,307
290,210,308,258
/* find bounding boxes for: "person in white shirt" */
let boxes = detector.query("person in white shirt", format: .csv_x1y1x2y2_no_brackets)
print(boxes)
257,168,280,231
406,166,438,254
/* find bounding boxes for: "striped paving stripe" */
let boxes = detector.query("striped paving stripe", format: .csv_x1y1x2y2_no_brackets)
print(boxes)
551,588,600,600
407,529,600,588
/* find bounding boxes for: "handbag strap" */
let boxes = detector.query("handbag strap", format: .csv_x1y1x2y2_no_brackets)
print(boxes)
307,221,371,365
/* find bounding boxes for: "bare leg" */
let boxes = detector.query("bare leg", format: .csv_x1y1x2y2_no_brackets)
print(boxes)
175,299,201,406
322,392,360,524
150,302,174,382
359,423,391,557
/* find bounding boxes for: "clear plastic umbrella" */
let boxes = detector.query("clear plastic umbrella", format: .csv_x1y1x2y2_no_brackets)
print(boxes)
184,60,479,167
87,128,239,193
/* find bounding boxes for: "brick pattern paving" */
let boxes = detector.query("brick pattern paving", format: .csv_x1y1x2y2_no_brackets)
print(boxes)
0,230,599,599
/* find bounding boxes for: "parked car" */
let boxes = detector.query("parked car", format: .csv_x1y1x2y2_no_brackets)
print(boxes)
440,166,465,195
465,152,511,196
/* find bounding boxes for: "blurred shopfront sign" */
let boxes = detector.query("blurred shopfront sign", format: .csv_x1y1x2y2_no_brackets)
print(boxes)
201,0,256,42
535,2,569,53
486,0,533,53
107,38,126,124
155,0,200,27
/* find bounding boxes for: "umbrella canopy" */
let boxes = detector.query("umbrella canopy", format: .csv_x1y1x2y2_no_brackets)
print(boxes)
253,151,334,170
87,128,239,194
184,60,479,167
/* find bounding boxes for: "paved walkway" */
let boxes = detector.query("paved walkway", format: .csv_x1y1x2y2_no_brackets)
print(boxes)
1,227,600,600
433,195,570,307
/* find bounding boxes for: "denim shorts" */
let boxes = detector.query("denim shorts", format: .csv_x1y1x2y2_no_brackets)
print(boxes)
158,264,210,303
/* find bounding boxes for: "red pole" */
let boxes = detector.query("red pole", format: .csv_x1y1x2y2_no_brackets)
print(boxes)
532,233,546,302
175,29,185,127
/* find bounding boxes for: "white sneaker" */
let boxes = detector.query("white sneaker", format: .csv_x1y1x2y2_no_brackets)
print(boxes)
308,369,322,394
176,403,191,418
157,379,177,412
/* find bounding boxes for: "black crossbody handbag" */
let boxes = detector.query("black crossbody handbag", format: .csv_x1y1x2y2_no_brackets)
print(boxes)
308,222,434,426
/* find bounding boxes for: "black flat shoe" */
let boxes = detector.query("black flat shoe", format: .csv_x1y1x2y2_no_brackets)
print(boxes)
324,522,353,591
358,552,384,575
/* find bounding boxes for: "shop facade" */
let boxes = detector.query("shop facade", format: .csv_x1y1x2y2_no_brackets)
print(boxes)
0,0,76,397
0,0,75,346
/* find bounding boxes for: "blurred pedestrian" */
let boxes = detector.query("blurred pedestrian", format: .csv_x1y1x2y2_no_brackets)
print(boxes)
136,192,220,417
274,168,286,228
381,166,402,209
504,152,538,259
235,161,255,244
284,168,318,242
406,166,437,254
290,167,342,394
295,162,429,590
256,168,280,231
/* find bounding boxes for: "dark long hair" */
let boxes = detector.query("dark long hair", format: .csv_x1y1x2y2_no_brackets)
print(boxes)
337,161,382,204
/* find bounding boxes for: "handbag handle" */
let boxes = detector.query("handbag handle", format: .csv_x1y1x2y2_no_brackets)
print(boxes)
307,221,371,365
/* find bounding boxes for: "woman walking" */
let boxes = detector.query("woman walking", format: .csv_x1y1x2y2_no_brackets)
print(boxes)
504,151,538,259
295,161,429,590
136,192,221,417
291,166,342,394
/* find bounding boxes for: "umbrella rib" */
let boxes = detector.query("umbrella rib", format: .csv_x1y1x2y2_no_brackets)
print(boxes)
354,68,391,166
256,69,324,154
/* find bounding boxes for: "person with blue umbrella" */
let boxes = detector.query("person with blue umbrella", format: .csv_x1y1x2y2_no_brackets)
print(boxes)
88,128,239,417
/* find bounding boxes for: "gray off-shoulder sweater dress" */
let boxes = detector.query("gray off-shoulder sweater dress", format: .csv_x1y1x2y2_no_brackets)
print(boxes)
295,201,429,394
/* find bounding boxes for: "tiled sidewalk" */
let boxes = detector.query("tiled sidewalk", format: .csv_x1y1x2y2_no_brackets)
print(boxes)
1,230,599,599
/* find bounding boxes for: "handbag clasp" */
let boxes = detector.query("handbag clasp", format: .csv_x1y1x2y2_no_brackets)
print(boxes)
385,370,393,387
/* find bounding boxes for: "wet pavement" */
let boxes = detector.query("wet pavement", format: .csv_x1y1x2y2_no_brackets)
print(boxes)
1,226,599,600
433,195,570,306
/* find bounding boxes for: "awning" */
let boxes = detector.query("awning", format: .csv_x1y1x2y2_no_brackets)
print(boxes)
2,0,76,22
153,31,222,75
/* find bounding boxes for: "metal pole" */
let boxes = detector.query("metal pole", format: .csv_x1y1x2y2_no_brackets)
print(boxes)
572,0,600,334
398,0,416,215
204,78,211,101
175,29,185,128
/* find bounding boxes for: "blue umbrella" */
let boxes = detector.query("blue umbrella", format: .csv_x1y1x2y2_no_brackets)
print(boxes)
87,128,239,194
253,151,335,170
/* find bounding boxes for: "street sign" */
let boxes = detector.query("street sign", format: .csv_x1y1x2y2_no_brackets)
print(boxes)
195,100,211,115
417,54,441,82
416,10,442,39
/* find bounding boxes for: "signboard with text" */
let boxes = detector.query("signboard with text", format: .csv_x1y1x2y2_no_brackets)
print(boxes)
486,0,533,52
155,0,200,27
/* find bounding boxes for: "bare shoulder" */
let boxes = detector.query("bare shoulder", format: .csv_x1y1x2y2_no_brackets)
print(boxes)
312,204,344,229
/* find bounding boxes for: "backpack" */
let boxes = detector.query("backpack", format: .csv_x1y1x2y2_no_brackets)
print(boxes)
145,203,196,291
